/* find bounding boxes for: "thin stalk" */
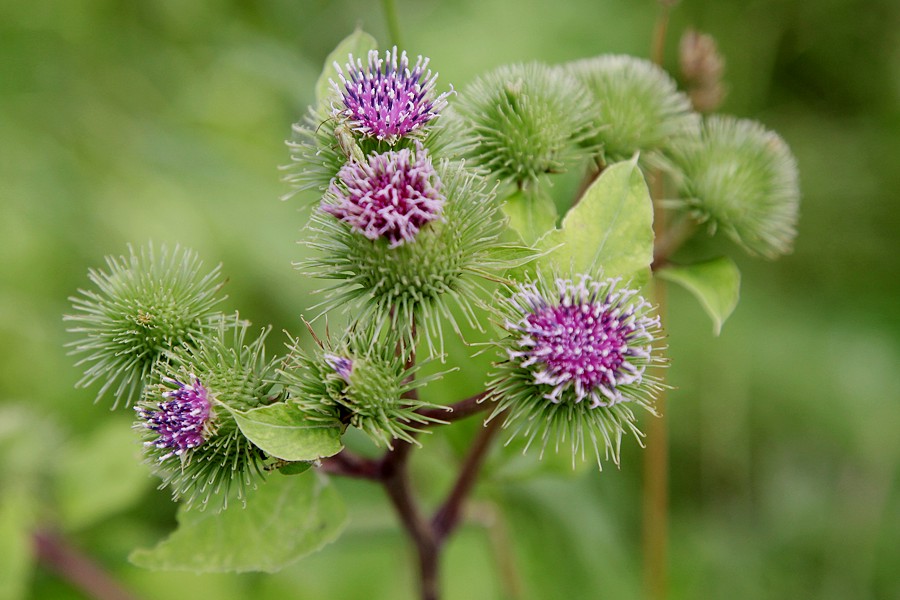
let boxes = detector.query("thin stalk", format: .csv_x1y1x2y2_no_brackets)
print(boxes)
432,415,504,541
418,391,489,423
643,4,675,598
381,446,439,600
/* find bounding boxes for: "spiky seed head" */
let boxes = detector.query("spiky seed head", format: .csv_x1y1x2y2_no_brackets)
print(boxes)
280,329,446,449
135,317,278,509
66,243,226,408
488,273,666,467
671,115,800,258
450,62,597,186
567,55,697,164
331,46,451,145
323,143,445,247
304,160,508,357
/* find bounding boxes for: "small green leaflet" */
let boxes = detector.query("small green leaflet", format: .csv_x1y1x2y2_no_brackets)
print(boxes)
130,473,347,573
231,403,343,462
532,157,654,285
315,29,378,111
657,256,741,335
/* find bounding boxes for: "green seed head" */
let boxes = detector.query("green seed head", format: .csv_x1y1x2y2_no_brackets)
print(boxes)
450,62,597,186
280,328,446,449
567,55,697,165
66,243,226,407
672,115,800,258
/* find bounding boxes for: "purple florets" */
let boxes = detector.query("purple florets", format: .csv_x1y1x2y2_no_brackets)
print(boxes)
136,375,212,461
331,46,451,144
323,144,444,247
507,276,659,407
324,353,354,383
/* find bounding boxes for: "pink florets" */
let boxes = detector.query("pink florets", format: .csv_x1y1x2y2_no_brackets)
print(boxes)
323,145,445,247
507,276,659,407
331,47,451,144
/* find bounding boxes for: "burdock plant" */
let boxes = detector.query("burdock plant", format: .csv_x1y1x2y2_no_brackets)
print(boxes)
66,15,799,600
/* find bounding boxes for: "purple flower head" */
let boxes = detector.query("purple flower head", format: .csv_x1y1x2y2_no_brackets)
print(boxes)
324,353,354,383
136,375,212,461
331,46,451,144
323,144,445,247
507,276,659,407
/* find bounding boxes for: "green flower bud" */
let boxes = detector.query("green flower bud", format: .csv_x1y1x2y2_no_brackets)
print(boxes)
280,328,446,449
449,62,597,186
135,317,279,509
567,54,697,166
671,115,800,258
304,160,510,357
66,244,227,407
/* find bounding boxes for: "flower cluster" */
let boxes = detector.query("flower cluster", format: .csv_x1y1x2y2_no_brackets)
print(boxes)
331,46,451,144
323,144,444,247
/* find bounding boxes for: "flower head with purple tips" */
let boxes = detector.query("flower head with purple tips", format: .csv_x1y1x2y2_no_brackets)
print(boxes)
136,375,212,461
488,273,665,465
331,46,451,144
323,144,444,247
506,275,661,407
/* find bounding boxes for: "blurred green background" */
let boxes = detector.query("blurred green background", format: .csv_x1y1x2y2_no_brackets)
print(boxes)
2,0,899,598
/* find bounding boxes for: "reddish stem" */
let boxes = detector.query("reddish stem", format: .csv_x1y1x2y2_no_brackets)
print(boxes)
33,530,138,600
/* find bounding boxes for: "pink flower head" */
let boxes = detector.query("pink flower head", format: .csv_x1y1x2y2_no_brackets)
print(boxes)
331,47,451,144
506,276,660,407
324,144,444,247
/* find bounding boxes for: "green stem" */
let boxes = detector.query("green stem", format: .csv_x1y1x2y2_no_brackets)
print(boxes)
381,0,403,48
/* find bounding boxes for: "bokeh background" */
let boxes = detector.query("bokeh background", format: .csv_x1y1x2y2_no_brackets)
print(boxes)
2,0,899,598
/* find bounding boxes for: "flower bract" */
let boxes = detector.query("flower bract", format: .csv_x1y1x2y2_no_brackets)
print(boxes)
304,160,512,357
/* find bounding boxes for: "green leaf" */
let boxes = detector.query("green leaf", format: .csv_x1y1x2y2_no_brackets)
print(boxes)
315,29,378,111
55,419,152,531
502,189,558,245
130,473,347,573
277,462,312,476
231,403,343,462
0,488,35,600
534,157,654,285
656,256,741,335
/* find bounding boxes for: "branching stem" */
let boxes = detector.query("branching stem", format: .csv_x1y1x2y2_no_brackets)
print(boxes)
316,388,498,599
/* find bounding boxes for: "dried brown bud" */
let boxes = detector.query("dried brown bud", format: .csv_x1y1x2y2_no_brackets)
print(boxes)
679,29,727,112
